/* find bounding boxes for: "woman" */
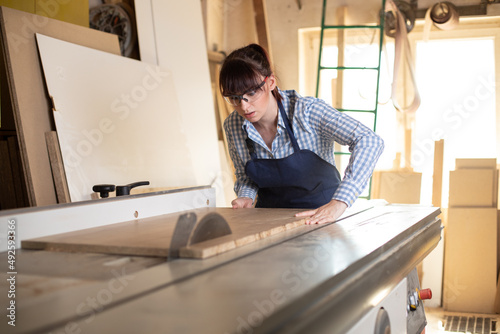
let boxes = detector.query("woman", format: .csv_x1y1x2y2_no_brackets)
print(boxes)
220,44,384,225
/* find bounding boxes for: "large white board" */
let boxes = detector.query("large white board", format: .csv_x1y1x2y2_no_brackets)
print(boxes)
36,33,197,201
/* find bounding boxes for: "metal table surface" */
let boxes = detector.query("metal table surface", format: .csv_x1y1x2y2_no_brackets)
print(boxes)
1,203,440,334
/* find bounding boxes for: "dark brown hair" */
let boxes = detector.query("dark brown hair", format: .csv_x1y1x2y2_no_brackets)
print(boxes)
219,44,282,104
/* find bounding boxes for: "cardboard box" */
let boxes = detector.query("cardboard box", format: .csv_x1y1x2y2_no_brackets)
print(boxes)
449,169,497,207
371,170,421,204
443,208,497,313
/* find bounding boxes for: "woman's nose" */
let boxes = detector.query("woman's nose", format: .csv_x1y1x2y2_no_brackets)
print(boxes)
240,98,251,109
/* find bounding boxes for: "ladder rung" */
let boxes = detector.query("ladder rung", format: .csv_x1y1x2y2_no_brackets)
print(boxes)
319,66,380,71
323,25,382,29
337,108,377,113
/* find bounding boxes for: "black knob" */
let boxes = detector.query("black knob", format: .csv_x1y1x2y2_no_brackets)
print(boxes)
116,181,150,196
92,184,116,198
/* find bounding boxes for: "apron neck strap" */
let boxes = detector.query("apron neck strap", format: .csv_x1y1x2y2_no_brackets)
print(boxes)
278,101,300,152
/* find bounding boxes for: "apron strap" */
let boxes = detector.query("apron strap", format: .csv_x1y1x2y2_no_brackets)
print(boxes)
245,137,257,159
278,100,300,152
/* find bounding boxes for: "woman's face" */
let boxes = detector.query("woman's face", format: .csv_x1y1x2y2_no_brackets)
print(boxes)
234,75,276,123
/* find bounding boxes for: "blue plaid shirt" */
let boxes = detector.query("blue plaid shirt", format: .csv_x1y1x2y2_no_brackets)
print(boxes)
223,89,384,207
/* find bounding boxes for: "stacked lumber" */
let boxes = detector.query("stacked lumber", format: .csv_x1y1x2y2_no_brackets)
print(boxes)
444,158,498,314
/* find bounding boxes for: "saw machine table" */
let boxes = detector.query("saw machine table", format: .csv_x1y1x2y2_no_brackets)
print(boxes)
0,187,441,334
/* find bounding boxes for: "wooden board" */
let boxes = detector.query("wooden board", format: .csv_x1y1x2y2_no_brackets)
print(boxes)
0,139,16,209
455,158,497,169
45,131,70,204
371,170,422,204
22,208,308,259
444,208,497,313
253,0,272,59
0,6,120,206
36,33,196,202
432,139,444,207
449,169,497,207
7,136,28,207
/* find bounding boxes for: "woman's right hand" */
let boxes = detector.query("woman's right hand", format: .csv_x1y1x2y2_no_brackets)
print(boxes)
231,197,254,209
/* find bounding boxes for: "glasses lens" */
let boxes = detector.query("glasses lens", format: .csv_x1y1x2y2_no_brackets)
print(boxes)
244,88,264,103
224,96,241,106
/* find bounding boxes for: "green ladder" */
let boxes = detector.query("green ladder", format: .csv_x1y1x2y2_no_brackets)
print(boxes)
315,0,386,199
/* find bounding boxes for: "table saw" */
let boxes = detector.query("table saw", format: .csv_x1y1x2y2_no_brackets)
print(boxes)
0,186,441,334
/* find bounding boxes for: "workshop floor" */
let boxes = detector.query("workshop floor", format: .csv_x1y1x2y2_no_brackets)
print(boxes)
424,307,499,334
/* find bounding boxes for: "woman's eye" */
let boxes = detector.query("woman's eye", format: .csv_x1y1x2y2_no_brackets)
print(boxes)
246,90,257,97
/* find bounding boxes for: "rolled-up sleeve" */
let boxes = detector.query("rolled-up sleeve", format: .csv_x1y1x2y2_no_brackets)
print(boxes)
315,100,385,207
223,115,259,201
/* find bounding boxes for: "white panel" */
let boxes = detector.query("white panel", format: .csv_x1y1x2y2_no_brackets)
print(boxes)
134,0,157,65
422,230,444,308
36,33,196,201
147,0,224,206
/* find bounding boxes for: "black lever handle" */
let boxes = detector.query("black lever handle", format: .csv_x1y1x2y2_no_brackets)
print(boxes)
116,181,150,196
92,184,116,198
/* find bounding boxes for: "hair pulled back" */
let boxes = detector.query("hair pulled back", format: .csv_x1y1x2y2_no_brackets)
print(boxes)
219,44,282,104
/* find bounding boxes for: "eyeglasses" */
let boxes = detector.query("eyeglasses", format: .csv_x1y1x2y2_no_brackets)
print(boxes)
223,77,268,107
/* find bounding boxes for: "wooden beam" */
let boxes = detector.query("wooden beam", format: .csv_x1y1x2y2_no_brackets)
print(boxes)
45,131,70,204
336,6,346,109
215,64,236,183
404,128,413,171
253,0,272,57
431,139,444,208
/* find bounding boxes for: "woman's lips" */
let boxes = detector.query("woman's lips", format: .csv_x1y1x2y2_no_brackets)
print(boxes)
245,111,256,119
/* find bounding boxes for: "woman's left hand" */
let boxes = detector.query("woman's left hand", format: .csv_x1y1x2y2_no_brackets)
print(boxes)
295,199,348,225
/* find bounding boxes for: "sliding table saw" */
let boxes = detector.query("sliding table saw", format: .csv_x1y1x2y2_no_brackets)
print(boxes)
0,186,441,333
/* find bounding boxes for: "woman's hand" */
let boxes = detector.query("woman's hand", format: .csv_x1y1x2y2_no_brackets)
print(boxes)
231,197,254,209
295,199,347,225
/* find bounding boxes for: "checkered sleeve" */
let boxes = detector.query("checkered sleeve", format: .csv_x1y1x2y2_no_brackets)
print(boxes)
313,100,384,207
223,113,259,201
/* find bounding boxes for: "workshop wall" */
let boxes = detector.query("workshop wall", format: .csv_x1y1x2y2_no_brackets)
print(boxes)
203,0,500,90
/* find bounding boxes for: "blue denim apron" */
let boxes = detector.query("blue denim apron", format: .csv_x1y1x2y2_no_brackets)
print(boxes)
245,101,341,209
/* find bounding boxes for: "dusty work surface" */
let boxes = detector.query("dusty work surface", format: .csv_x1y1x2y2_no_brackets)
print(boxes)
22,208,308,259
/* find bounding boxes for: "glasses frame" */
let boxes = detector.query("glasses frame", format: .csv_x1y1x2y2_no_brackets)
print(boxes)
223,76,268,106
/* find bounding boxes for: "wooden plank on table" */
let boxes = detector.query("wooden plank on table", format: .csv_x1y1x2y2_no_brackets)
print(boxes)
45,131,70,204
0,6,120,206
22,208,308,259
